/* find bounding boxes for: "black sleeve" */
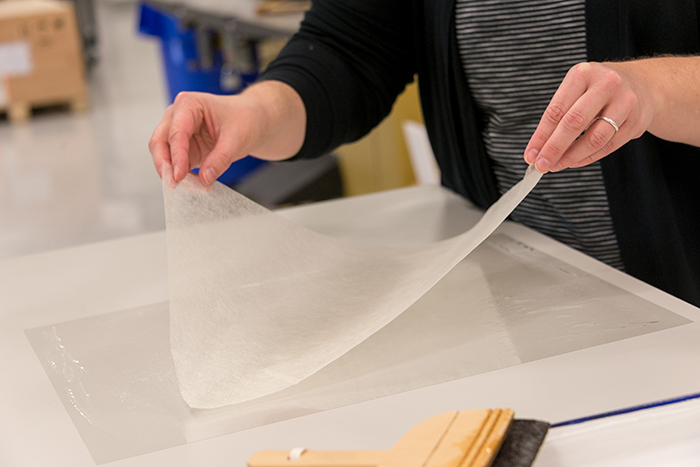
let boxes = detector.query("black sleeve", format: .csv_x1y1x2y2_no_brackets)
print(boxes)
259,0,417,158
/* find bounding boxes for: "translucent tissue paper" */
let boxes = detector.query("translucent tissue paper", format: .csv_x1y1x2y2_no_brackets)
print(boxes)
163,166,542,409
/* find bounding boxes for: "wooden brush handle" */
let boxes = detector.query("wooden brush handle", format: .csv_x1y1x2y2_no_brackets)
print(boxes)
248,450,385,467
468,409,515,467
247,409,515,467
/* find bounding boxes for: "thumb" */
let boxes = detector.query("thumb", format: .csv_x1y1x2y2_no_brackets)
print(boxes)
198,136,246,185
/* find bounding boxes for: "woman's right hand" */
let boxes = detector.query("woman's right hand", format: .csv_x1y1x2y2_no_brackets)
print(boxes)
148,80,306,186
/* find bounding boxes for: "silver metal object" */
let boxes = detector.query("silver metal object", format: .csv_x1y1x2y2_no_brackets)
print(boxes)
595,116,619,133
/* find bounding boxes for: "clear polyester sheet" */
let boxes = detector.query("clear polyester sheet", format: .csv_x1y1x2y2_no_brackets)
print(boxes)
164,166,542,408
25,234,691,463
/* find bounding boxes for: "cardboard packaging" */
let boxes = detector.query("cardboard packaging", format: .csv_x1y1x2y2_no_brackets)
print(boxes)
0,0,88,121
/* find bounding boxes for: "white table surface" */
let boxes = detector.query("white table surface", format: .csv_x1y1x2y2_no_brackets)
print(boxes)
535,396,700,467
1,184,699,466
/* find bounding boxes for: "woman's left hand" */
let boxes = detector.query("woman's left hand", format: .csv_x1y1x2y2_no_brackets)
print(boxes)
524,60,656,173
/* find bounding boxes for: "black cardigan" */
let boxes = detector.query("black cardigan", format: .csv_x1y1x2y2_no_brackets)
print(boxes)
261,0,700,307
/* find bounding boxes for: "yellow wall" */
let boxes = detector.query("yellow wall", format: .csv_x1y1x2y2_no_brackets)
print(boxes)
335,80,424,196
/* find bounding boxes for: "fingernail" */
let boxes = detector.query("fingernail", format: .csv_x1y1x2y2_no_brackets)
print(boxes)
203,167,216,185
525,148,539,164
535,157,551,174
552,162,564,172
173,165,181,180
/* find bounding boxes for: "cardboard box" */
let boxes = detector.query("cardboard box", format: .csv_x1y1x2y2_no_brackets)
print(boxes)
0,0,88,121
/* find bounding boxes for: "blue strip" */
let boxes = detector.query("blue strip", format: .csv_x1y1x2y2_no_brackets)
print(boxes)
551,392,700,428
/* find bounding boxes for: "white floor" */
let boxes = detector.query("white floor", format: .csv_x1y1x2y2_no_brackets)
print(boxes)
0,0,170,259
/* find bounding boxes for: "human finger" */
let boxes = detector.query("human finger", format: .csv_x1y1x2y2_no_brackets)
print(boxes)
551,112,628,171
148,106,174,179
160,158,177,190
523,64,590,167
168,93,204,182
533,84,615,173
198,130,246,185
568,126,630,169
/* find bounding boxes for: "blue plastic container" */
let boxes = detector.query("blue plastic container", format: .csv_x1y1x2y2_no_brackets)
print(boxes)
139,2,266,185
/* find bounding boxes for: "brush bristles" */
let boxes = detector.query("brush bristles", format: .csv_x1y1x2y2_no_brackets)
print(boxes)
491,419,550,467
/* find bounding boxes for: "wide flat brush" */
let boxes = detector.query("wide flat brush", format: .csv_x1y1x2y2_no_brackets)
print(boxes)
248,409,549,467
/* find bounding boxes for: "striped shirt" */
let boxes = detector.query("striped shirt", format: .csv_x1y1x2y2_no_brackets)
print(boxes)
455,0,625,269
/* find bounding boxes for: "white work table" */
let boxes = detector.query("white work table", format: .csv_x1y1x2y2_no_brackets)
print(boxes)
1,184,698,466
